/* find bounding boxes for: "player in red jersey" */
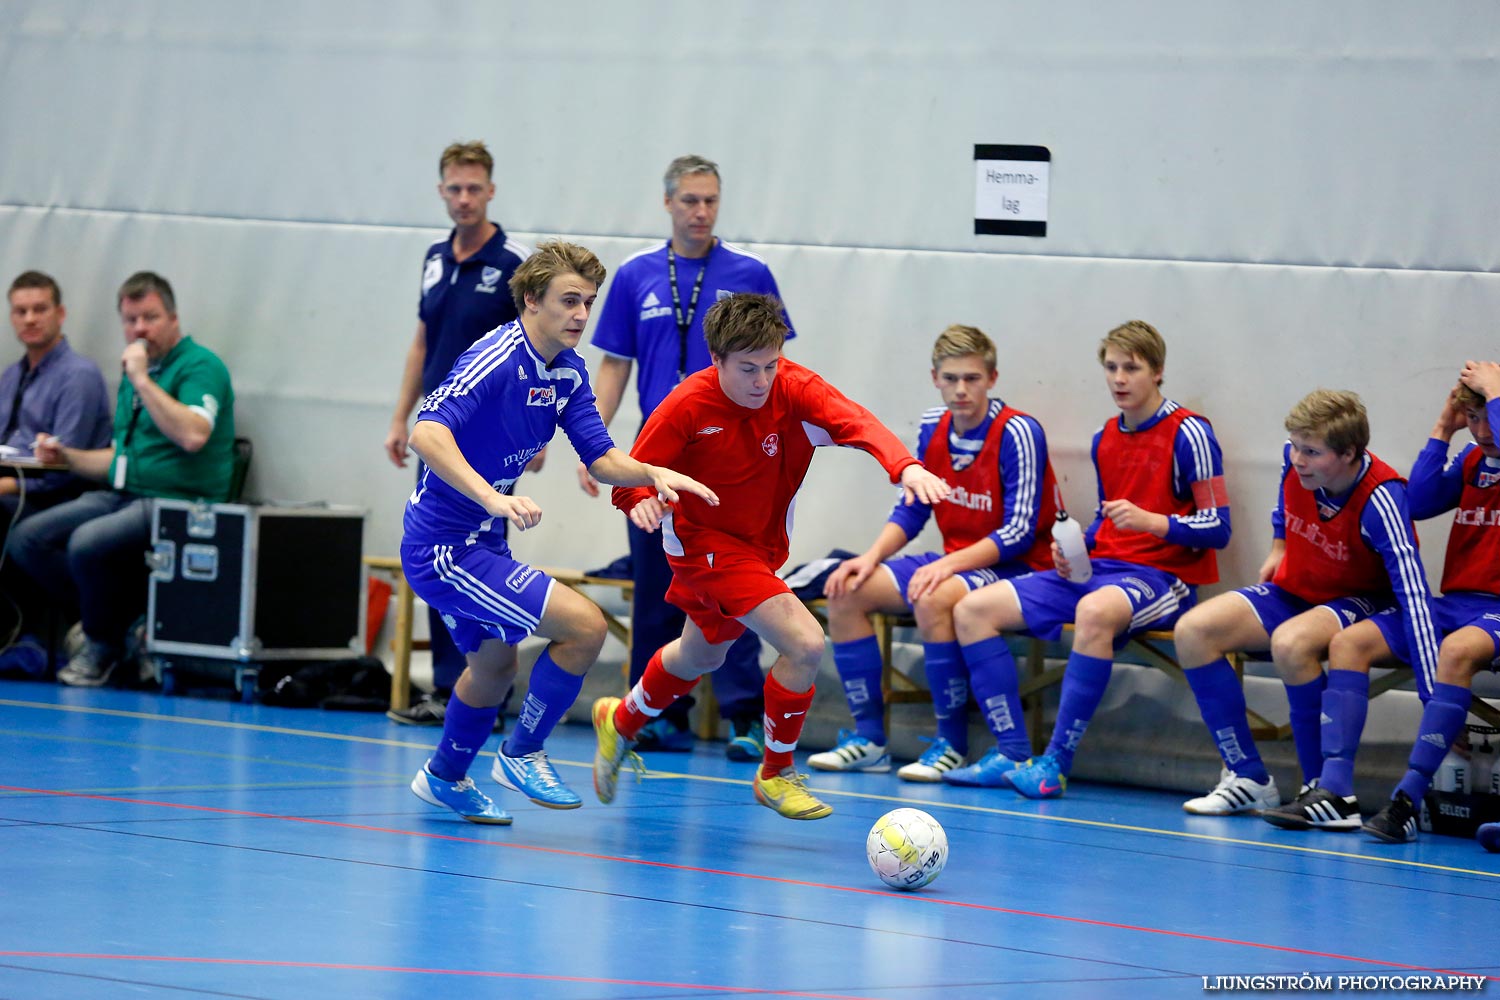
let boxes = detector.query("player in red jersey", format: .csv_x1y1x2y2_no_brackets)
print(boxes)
590,293,950,819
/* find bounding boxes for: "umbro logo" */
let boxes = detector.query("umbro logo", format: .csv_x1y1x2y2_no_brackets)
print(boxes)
1421,733,1448,748
697,426,723,436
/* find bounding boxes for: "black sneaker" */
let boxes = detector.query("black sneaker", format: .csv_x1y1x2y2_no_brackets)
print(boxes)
1363,790,1419,844
387,692,506,732
1263,784,1361,831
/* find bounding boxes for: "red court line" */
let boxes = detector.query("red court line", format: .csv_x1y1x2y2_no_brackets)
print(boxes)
0,952,875,999
7,784,1492,983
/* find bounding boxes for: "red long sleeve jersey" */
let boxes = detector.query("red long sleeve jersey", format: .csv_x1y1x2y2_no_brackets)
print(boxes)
612,359,919,570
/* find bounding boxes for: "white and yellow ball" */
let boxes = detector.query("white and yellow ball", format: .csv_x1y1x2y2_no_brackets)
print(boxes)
866,808,948,890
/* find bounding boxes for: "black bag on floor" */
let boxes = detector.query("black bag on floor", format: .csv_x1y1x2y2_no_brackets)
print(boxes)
260,656,393,711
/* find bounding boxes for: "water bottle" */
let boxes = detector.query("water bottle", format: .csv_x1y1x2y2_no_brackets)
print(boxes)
1052,511,1092,584
1433,749,1470,794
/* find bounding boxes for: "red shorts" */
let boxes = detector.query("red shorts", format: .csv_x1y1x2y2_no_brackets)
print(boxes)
665,546,792,645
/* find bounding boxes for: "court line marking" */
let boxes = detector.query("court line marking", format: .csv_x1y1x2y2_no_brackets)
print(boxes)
2,784,1492,983
0,954,879,999
5,696,1498,879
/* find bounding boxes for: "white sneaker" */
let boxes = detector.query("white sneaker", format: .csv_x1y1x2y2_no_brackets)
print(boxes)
1183,768,1281,815
896,736,965,782
807,729,890,772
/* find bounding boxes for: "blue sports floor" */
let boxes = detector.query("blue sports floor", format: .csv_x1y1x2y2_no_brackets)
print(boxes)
1,678,1496,999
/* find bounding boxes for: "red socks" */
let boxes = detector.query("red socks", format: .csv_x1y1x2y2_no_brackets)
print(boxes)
761,671,815,779
613,648,700,740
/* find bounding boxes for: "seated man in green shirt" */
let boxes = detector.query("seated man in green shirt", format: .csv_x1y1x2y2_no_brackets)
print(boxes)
10,271,236,686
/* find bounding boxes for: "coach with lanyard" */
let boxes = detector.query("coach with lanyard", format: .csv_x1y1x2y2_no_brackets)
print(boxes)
580,154,793,759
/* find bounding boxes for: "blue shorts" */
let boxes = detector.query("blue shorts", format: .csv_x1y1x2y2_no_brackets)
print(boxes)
1369,592,1500,670
1231,583,1391,639
401,542,555,652
881,552,1031,609
1006,558,1197,643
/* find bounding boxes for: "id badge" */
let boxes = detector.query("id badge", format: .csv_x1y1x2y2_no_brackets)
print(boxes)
113,455,127,490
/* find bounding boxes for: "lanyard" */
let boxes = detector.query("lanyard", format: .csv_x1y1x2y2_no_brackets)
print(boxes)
666,244,709,382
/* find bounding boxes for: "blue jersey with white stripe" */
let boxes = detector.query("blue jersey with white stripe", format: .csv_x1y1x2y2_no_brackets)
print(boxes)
590,239,794,417
888,400,1050,563
403,320,615,546
1271,444,1439,699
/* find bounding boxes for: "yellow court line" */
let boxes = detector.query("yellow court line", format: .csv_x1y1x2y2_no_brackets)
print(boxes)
6,696,1498,879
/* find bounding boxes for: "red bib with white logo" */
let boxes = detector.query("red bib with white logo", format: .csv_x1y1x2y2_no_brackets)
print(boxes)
1441,447,1500,596
1274,452,1403,604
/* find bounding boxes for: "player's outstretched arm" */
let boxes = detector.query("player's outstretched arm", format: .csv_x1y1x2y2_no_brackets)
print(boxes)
408,421,543,531
587,448,719,507
898,464,950,507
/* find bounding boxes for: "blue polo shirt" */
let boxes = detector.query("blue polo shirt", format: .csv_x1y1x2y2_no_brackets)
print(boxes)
418,223,532,393
0,338,111,496
590,239,794,417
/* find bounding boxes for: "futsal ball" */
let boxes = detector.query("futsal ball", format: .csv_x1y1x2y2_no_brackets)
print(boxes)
866,808,948,890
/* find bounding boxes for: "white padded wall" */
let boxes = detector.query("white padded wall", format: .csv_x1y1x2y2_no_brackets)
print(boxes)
2,0,1496,586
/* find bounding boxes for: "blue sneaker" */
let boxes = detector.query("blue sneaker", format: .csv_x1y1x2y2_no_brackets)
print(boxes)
410,766,512,825
635,717,696,752
1008,754,1068,799
940,747,1021,787
1479,822,1500,854
725,718,765,762
492,746,582,809
898,736,966,782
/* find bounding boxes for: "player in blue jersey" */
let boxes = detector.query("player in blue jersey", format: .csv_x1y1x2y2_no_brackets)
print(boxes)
946,320,1232,795
401,241,717,824
809,325,1058,781
385,141,536,728
1172,390,1437,825
1298,367,1500,845
580,154,793,759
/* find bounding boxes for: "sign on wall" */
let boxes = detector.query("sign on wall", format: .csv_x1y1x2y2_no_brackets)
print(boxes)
974,145,1050,237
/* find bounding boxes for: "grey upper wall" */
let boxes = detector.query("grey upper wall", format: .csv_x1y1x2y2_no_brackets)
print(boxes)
1,1,1496,581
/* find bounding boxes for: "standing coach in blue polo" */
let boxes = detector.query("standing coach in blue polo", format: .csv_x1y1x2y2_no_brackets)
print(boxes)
401,241,717,823
385,141,535,728
577,154,792,760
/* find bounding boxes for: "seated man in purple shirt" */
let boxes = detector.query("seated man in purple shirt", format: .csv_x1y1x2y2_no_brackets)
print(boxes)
0,271,111,674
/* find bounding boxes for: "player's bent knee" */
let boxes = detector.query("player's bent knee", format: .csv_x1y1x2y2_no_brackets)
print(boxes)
1437,628,1492,685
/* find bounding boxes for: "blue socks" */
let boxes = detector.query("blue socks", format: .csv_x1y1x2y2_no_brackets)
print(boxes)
1185,658,1270,784
428,691,500,781
1046,652,1113,773
1396,682,1470,803
503,647,584,758
963,636,1030,761
923,640,970,755
1284,674,1328,785
832,635,886,745
1318,670,1369,797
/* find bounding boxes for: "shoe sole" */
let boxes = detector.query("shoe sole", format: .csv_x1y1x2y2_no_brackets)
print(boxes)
1263,813,1360,832
592,697,625,804
752,781,833,820
897,768,945,783
725,742,762,762
1362,822,1416,844
492,759,582,810
409,774,513,825
1182,799,1277,816
807,756,890,773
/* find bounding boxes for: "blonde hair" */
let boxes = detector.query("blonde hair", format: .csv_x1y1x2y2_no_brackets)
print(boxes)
1097,319,1166,376
931,325,996,372
1284,389,1369,458
1454,381,1486,411
508,241,606,314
